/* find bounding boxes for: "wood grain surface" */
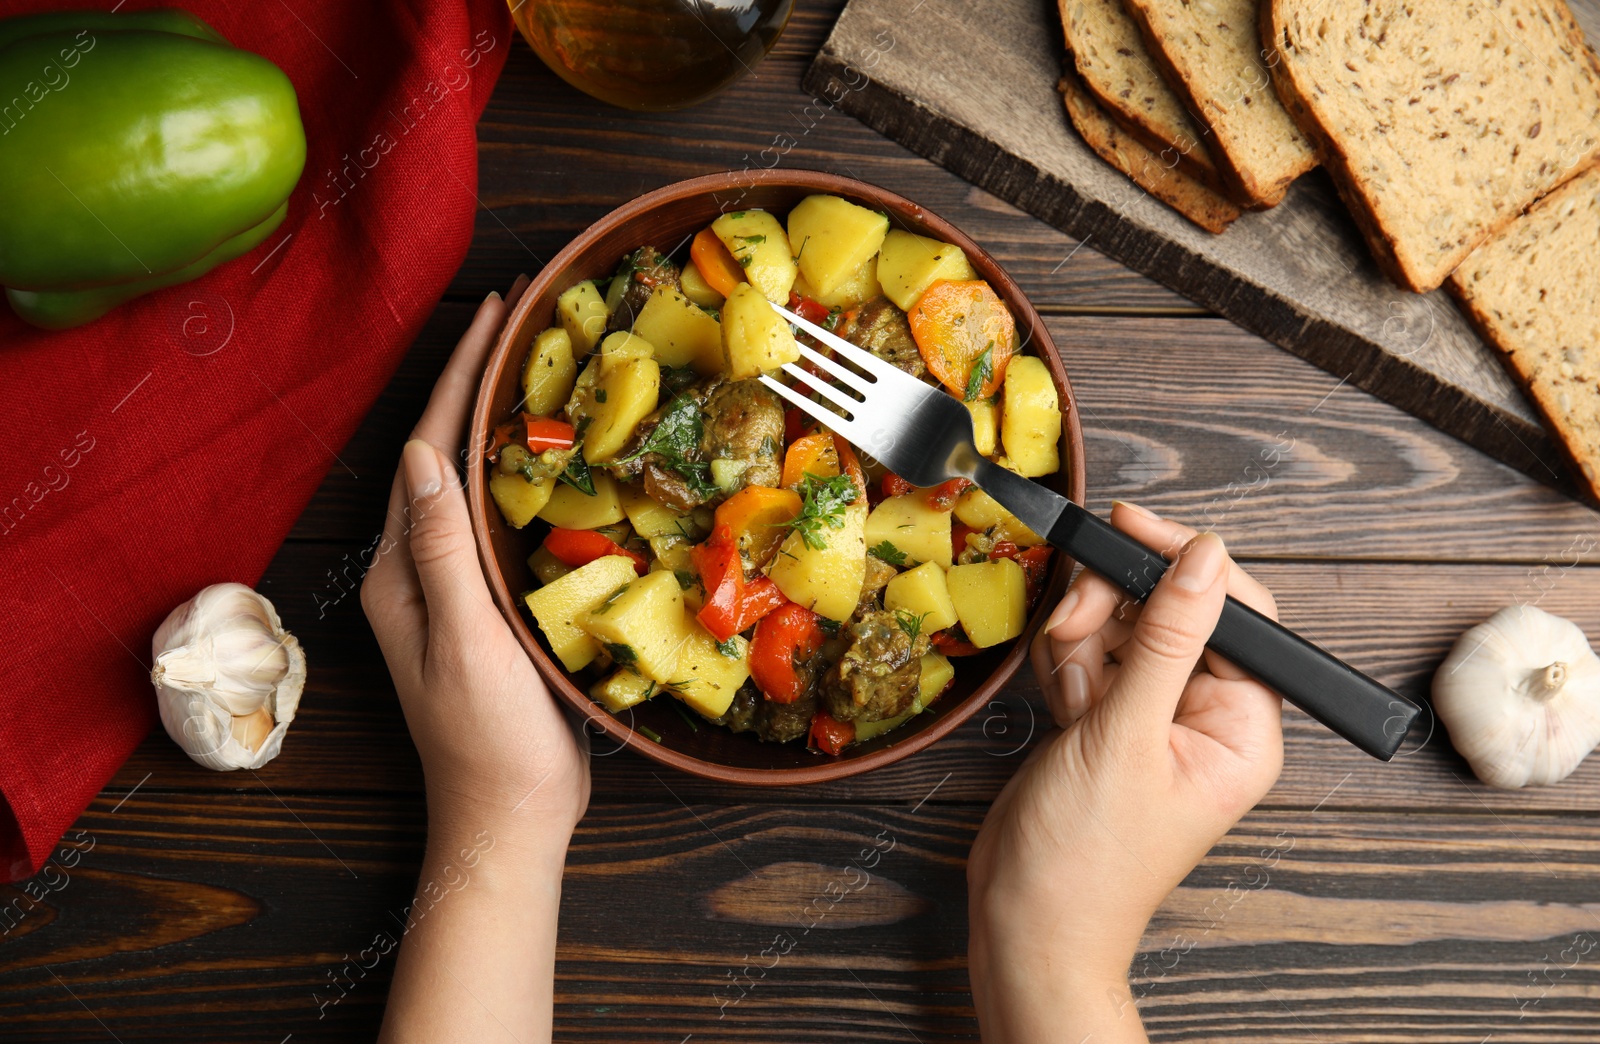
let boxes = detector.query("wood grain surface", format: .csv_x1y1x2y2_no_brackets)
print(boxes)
5,3,1600,1041
807,0,1600,497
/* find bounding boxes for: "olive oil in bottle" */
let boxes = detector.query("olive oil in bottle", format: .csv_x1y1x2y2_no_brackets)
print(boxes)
509,0,793,112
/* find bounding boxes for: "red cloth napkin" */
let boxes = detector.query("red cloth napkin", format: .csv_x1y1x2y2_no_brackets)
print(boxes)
0,0,511,881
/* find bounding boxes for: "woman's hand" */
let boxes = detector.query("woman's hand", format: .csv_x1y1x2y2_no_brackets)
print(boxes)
367,282,587,1043
967,502,1284,1043
362,277,589,837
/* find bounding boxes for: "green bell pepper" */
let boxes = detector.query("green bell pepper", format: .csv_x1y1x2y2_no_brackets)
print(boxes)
0,9,305,329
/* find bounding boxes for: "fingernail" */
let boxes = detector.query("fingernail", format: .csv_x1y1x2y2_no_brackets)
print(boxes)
486,290,502,302
1046,587,1081,632
1172,532,1226,592
1114,500,1159,519
1062,662,1090,721
403,439,442,499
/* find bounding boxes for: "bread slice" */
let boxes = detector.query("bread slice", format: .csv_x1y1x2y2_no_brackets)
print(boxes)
1447,165,1600,502
1266,0,1600,293
1123,0,1317,207
1059,69,1244,234
1058,0,1226,194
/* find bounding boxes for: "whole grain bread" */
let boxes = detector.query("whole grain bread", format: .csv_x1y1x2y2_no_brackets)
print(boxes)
1058,0,1226,194
1266,0,1600,293
1123,0,1317,207
1059,69,1244,234
1447,165,1600,502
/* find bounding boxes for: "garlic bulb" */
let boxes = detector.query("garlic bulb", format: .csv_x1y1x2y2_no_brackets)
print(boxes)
1434,606,1600,788
150,583,306,771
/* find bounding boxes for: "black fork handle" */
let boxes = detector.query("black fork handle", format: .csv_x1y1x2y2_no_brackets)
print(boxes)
1047,503,1419,760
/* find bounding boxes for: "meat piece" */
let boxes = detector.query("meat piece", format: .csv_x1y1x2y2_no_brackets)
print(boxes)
711,681,819,744
846,297,926,379
605,246,682,334
701,379,784,492
754,686,819,743
712,684,760,733
852,555,899,620
822,610,930,723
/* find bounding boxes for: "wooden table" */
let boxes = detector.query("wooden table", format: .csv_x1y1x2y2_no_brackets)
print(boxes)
6,5,1600,1040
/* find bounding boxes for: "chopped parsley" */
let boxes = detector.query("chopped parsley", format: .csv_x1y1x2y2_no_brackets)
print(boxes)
869,540,908,566
818,617,841,636
735,254,753,268
559,451,596,496
604,642,637,666
673,569,697,591
734,234,767,245
964,341,995,402
777,473,860,550
895,610,930,642
594,388,607,403
825,306,844,332
616,393,718,498
715,636,740,658
660,363,698,397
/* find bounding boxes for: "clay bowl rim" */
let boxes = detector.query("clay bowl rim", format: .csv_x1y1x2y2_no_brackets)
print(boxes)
467,168,1086,787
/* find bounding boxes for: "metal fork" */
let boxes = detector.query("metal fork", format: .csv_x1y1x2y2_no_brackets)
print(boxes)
758,300,1421,761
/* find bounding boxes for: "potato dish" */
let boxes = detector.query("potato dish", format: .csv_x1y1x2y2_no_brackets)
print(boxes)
487,195,1062,755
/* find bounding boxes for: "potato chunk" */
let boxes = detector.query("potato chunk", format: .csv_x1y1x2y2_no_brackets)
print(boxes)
767,499,867,622
537,471,624,530
489,470,555,529
523,555,640,671
1001,356,1061,477
946,558,1027,648
786,194,890,300
966,398,998,457
599,330,654,373
722,283,800,378
671,625,750,719
953,485,1044,547
864,493,954,570
712,209,796,304
591,669,660,714
877,229,977,311
793,255,881,309
884,561,959,633
631,286,722,374
620,481,697,538
679,261,725,308
557,280,609,355
522,327,578,416
575,570,692,684
576,355,661,463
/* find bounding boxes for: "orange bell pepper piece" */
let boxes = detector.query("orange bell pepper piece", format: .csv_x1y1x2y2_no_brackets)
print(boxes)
714,485,802,569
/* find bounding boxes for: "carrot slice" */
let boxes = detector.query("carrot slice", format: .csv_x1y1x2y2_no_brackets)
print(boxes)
907,279,1017,400
690,227,745,299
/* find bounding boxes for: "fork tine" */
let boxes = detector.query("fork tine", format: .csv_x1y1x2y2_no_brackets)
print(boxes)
778,362,865,417
772,302,905,382
758,374,852,434
792,339,874,393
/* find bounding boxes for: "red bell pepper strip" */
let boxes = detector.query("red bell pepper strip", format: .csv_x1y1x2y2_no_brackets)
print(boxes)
809,709,854,756
952,522,977,563
881,472,916,499
521,415,576,454
784,407,817,447
690,525,787,642
750,602,825,704
932,629,983,657
787,291,833,328
542,528,647,575
987,542,1053,606
487,420,519,464
925,478,973,510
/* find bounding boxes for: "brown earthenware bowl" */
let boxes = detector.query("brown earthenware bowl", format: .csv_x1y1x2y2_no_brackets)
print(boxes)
468,169,1086,786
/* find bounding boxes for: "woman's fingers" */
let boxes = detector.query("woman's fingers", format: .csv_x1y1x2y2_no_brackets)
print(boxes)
401,440,500,657
1093,533,1230,747
411,286,517,459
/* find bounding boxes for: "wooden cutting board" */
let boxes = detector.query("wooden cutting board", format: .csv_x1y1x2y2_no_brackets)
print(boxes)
804,0,1600,495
